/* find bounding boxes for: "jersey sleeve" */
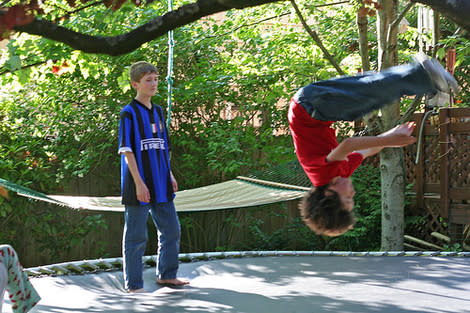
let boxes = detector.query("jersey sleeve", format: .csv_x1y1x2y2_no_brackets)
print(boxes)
343,152,364,177
118,110,133,154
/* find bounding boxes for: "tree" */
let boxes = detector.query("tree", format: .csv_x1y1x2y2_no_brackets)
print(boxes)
376,0,404,250
0,0,469,56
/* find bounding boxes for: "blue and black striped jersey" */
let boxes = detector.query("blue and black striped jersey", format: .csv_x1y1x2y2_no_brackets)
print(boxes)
118,99,174,205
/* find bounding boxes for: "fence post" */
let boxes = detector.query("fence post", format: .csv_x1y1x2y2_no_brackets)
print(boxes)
439,108,450,219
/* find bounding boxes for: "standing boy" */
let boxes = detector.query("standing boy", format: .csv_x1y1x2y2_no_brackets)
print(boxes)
288,53,459,237
118,61,188,293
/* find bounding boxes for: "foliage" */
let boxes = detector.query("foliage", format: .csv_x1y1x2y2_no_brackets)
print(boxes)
0,0,159,41
398,6,470,107
439,35,470,107
0,194,108,264
443,243,463,252
404,214,427,236
169,1,363,186
243,205,320,251
0,84,113,261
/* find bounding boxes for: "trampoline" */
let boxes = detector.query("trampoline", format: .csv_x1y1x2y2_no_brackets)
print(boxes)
3,251,470,313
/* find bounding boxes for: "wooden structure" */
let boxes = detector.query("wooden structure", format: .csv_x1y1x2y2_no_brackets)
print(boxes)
406,107,470,244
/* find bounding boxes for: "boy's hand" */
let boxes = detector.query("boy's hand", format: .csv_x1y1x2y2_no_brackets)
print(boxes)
380,122,416,147
170,172,178,192
136,181,150,203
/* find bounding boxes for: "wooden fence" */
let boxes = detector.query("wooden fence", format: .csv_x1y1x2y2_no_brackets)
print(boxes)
405,107,470,244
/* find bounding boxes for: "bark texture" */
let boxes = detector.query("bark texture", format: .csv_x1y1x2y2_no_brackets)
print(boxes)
357,11,370,72
380,148,406,250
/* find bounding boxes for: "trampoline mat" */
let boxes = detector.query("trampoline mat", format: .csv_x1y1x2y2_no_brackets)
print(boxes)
4,255,470,313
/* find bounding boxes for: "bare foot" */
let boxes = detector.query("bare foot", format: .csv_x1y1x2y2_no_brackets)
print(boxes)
127,288,146,293
156,278,190,287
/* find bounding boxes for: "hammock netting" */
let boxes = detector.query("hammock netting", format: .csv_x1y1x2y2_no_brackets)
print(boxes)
245,160,312,188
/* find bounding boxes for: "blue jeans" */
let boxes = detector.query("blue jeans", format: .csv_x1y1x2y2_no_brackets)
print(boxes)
294,63,437,121
123,201,181,290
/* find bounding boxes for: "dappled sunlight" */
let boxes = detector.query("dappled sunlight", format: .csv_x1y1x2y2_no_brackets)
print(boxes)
3,255,470,313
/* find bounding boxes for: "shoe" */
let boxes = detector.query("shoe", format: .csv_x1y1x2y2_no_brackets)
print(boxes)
414,52,459,94
431,58,460,94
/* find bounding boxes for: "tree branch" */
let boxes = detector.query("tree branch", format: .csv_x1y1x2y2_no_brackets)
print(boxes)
63,1,104,19
197,0,351,45
398,96,423,125
356,5,370,72
290,0,345,76
196,12,290,45
386,2,414,45
309,0,351,9
0,0,11,7
12,0,283,56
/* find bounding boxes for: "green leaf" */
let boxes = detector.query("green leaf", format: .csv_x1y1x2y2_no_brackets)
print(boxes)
8,55,21,71
117,68,131,93
437,47,446,60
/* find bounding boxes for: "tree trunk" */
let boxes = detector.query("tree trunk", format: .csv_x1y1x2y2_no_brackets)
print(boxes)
377,0,404,251
379,147,405,250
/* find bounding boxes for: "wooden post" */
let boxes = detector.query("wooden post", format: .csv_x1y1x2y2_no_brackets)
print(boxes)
446,49,456,106
439,108,450,219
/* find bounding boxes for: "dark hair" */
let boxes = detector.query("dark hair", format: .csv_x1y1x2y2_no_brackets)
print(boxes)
300,185,355,236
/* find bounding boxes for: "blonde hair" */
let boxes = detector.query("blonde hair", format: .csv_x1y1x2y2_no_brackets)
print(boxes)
129,61,158,82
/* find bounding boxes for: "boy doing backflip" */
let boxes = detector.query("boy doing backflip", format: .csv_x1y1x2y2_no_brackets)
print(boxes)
118,61,188,293
289,53,459,237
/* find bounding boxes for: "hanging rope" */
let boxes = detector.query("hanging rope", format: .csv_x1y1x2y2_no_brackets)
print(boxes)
415,107,438,165
166,0,174,129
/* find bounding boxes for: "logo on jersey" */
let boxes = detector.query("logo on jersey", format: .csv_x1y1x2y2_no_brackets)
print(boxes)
151,121,164,134
141,138,166,151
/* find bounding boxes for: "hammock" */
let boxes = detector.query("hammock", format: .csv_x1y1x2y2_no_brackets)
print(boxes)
0,160,312,212
0,176,309,213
